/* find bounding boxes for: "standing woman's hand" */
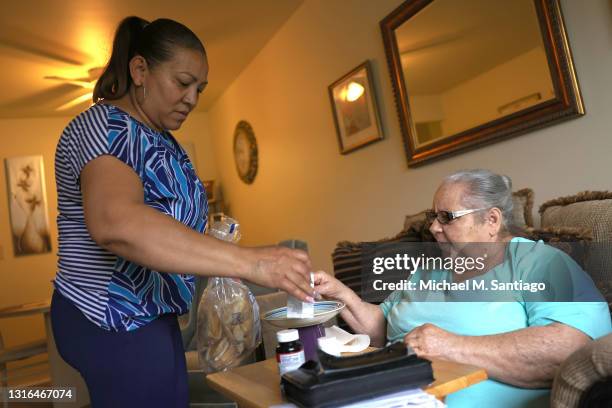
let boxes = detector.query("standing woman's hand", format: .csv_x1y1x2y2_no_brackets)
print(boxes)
244,246,315,302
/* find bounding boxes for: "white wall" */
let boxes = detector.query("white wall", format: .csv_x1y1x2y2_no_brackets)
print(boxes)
409,47,553,144
409,94,444,123
207,0,612,275
442,47,554,135
175,112,218,182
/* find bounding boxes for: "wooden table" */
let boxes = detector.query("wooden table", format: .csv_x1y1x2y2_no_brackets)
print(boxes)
0,300,50,319
0,299,51,364
207,357,487,407
0,299,52,391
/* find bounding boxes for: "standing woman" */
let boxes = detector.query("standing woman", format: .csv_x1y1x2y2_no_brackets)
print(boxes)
51,16,314,407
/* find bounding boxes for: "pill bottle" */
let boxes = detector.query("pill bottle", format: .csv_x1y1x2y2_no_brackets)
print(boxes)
276,329,305,376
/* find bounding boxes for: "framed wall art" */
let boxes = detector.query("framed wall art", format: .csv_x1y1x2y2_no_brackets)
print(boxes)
328,60,384,154
5,155,52,256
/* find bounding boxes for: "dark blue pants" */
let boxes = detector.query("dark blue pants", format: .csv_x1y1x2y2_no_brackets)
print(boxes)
50,290,189,408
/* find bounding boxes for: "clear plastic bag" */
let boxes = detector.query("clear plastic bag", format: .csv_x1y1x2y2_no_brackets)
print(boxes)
197,215,262,373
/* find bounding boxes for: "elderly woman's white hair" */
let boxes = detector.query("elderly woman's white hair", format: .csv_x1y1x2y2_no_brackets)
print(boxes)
442,169,515,231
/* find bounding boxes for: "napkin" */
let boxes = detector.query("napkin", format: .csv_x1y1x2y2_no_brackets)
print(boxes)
317,325,370,355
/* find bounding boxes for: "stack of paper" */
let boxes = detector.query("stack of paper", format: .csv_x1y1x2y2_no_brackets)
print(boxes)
271,388,445,408
341,388,446,407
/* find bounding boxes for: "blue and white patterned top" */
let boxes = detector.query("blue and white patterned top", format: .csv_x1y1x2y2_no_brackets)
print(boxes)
54,103,208,331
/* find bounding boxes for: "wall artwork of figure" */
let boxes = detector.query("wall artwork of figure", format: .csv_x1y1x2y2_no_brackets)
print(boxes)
5,155,52,256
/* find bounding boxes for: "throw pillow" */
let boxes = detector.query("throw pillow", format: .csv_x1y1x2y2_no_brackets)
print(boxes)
539,191,612,312
512,188,535,228
551,333,612,408
522,226,593,269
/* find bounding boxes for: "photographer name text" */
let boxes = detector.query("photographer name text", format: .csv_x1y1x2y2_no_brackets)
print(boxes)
372,279,546,293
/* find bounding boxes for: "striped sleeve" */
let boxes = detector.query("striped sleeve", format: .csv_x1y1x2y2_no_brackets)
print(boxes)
62,104,109,179
62,104,144,182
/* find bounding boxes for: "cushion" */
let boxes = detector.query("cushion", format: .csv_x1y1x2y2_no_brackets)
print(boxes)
540,191,612,242
551,333,612,408
403,210,429,231
539,191,612,312
522,226,593,269
523,226,593,242
512,188,534,228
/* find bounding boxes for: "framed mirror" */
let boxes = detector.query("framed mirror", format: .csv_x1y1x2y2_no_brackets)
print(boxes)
381,0,584,166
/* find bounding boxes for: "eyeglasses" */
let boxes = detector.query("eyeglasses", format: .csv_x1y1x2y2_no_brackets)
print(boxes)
425,208,487,225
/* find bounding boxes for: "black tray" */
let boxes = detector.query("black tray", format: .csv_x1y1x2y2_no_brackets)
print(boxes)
281,342,434,408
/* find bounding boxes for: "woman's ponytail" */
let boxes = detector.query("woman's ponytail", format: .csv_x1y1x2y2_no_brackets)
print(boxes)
93,16,149,102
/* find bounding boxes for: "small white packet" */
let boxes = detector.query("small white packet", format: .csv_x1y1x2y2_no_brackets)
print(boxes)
286,272,314,318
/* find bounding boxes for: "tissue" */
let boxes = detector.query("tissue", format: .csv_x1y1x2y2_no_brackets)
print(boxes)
318,325,370,355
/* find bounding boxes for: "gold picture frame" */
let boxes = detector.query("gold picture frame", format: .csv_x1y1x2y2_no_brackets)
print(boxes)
380,0,584,166
328,61,384,154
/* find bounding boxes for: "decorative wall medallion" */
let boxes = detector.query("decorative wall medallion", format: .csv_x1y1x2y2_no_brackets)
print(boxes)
233,120,258,184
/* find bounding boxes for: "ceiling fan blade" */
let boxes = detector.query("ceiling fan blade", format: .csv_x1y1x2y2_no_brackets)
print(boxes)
0,26,90,65
56,92,93,111
0,83,83,118
88,67,104,80
44,75,90,82
44,76,95,89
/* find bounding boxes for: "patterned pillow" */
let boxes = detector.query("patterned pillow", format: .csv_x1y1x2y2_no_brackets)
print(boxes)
551,333,612,407
512,188,535,228
403,210,428,231
539,192,612,241
522,226,593,269
539,191,612,313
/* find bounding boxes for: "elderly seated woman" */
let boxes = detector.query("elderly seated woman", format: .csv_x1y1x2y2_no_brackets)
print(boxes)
314,169,612,408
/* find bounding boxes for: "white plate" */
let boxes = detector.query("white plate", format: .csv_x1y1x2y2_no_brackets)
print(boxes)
263,301,345,329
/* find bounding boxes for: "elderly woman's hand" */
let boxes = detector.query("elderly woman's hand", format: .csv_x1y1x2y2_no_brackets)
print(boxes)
404,323,463,360
312,271,349,302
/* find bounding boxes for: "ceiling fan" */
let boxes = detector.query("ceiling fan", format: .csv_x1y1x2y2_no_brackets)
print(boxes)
0,25,107,115
44,66,104,111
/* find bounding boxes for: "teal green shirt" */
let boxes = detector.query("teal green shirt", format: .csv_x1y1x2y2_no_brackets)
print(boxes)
379,238,612,407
